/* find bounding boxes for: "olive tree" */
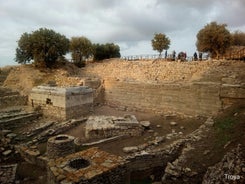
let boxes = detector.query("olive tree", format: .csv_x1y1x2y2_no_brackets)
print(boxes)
69,36,93,67
15,28,69,67
196,22,232,59
93,43,121,61
231,31,245,46
151,33,170,57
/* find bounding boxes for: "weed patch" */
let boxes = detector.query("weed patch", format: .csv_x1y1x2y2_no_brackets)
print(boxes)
214,117,237,146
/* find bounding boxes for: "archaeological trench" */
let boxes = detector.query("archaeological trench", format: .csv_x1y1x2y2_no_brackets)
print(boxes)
0,59,244,184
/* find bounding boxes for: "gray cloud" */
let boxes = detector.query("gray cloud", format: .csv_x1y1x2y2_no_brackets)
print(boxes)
0,0,244,66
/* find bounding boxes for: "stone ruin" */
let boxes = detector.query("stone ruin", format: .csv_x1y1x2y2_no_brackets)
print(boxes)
29,85,93,120
47,147,126,184
0,87,27,110
1,60,244,184
47,134,75,159
85,115,144,139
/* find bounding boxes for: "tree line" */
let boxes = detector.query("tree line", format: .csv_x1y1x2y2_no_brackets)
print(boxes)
152,22,245,59
15,28,120,68
15,23,245,68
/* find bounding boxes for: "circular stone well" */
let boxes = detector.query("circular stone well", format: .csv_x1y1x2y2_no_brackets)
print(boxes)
68,158,90,170
47,134,75,159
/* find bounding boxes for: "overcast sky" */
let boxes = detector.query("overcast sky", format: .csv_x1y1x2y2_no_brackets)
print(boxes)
0,0,244,66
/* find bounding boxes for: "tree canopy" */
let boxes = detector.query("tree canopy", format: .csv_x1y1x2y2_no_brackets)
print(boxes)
93,43,121,61
151,33,170,56
196,22,232,59
231,31,245,46
69,36,93,67
15,28,69,67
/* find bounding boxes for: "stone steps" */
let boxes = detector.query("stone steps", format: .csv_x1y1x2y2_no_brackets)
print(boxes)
0,87,28,109
0,87,19,97
0,111,42,129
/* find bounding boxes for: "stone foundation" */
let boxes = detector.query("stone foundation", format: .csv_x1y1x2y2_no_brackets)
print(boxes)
30,85,93,120
85,115,144,139
47,147,126,184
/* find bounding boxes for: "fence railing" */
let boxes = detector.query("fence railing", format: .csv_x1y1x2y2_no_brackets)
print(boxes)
223,47,245,60
121,54,201,61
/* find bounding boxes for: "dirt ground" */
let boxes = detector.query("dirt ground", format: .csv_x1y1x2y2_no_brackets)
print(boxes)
66,105,205,156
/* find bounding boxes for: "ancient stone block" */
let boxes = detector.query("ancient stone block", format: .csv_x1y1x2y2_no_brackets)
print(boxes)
85,115,144,139
29,85,93,120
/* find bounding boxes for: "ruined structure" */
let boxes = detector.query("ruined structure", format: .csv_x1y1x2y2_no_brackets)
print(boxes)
47,134,75,159
83,60,245,117
85,115,144,139
1,60,244,184
29,85,93,120
47,147,126,184
0,87,27,110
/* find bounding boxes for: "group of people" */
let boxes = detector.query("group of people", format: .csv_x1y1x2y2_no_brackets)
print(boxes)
164,50,187,61
164,50,204,61
193,52,203,61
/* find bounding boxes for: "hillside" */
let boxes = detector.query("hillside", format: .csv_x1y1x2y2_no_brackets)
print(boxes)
2,59,245,96
2,63,83,95
81,59,245,84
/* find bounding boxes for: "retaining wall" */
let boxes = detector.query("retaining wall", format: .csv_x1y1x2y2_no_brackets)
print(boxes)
104,80,224,116
0,95,28,110
83,59,245,117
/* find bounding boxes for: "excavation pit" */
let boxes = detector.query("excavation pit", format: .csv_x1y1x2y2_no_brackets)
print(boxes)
68,158,90,170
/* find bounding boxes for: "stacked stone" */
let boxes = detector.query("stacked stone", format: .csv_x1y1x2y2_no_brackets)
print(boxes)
0,88,27,109
203,144,245,184
85,115,144,140
47,134,75,159
0,164,17,184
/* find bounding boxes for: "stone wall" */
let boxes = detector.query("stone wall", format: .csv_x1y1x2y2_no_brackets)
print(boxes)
0,95,27,110
0,87,27,109
30,86,93,120
220,84,245,108
104,79,224,116
47,134,75,159
82,59,245,117
39,103,93,120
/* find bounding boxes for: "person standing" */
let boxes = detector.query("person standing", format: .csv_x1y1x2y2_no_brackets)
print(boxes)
199,52,202,61
193,52,198,61
172,50,176,61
